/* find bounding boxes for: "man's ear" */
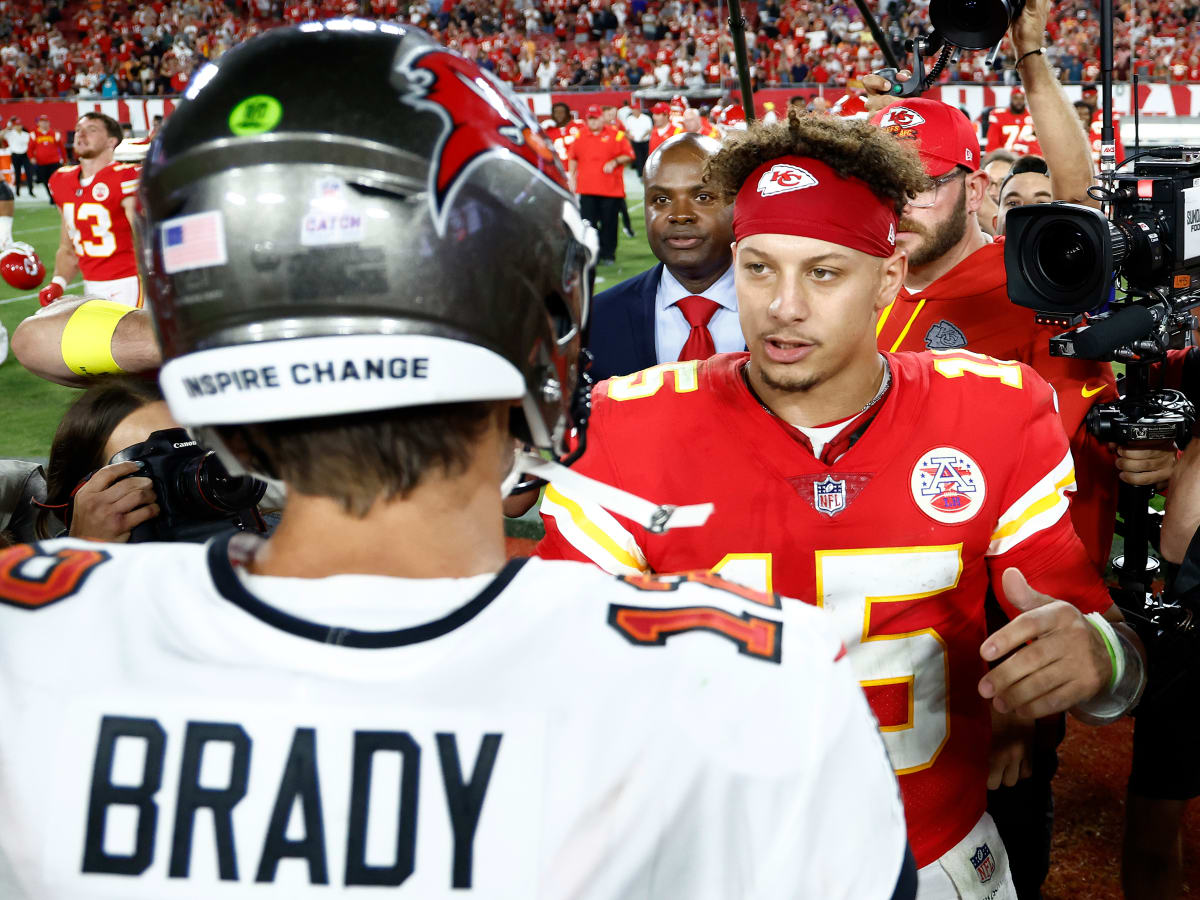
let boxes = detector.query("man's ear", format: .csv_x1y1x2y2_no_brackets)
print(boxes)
964,169,989,215
877,248,907,311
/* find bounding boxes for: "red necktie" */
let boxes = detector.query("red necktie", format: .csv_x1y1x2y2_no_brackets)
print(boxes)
675,294,720,361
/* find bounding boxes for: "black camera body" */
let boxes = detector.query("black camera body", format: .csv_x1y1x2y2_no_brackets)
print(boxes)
928,0,1024,49
110,428,267,543
1007,152,1200,321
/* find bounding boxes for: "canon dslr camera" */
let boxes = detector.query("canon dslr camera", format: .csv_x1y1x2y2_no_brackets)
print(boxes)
110,428,268,543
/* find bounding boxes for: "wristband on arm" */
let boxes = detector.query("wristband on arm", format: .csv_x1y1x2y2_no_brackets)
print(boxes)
60,299,134,376
1070,613,1147,724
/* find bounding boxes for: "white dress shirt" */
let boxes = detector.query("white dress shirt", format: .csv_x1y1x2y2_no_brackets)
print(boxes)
622,110,653,143
653,264,742,364
3,128,29,155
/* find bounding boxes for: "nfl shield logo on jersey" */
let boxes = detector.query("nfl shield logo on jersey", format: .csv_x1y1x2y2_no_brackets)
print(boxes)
813,475,846,517
971,844,996,883
910,447,986,524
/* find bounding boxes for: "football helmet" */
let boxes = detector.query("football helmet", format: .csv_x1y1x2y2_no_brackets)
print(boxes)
140,22,593,460
0,242,45,290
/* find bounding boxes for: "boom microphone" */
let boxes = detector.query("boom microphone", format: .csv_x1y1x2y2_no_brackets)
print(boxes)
1067,305,1156,359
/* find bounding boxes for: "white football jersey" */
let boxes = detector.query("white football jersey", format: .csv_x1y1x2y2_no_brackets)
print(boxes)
0,535,908,899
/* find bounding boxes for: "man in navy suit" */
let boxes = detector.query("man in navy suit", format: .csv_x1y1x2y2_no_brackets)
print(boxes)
586,133,739,382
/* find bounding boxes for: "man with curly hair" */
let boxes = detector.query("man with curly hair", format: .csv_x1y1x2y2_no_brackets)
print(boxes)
537,111,1143,900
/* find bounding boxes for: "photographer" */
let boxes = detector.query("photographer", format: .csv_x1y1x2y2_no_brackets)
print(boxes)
1121,366,1200,900
34,376,172,542
34,375,273,543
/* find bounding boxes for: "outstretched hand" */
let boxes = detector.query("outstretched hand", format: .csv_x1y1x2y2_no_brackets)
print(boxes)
978,568,1110,718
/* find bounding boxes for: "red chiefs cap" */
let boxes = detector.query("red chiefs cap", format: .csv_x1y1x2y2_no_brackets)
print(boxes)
585,104,604,118
870,98,980,177
1011,86,1025,98
651,101,671,114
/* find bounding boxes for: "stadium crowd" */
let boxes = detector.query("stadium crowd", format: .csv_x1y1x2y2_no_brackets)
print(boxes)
0,0,1190,98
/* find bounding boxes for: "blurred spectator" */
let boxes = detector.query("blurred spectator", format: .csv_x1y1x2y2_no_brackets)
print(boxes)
0,0,1189,97
978,148,1017,239
28,114,64,205
2,116,32,198
621,102,653,175
567,103,633,264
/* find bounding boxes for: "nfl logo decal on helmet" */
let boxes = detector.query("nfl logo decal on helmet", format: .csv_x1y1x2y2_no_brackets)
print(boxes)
910,447,985,524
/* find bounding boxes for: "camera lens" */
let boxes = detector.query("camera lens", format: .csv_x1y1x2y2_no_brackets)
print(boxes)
958,0,989,31
1035,222,1096,292
929,0,1018,49
177,452,267,516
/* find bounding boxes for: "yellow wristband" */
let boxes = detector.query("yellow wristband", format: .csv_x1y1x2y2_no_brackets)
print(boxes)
60,300,134,376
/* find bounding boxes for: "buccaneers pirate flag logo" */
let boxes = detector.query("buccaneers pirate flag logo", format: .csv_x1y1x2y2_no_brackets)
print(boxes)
396,46,569,234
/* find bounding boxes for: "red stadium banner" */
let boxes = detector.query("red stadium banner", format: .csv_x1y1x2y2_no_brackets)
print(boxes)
0,98,177,134
0,83,1186,137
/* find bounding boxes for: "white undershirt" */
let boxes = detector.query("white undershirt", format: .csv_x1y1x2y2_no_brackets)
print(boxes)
791,408,869,461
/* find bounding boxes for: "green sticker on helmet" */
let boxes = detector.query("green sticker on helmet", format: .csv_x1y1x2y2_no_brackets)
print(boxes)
229,95,283,136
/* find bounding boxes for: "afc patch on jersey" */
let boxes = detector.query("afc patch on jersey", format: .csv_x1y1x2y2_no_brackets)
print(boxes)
924,319,967,350
910,447,985,524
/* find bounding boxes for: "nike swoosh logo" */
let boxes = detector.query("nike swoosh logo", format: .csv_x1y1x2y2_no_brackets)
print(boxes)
1081,384,1107,398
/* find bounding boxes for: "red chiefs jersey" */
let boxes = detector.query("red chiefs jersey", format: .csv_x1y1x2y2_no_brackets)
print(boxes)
49,161,140,282
28,128,64,165
984,108,1042,156
536,351,1111,868
648,122,684,152
545,120,582,165
1087,110,1125,168
567,126,633,198
876,240,1118,571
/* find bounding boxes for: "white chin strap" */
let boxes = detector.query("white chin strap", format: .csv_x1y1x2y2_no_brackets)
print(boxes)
505,450,713,535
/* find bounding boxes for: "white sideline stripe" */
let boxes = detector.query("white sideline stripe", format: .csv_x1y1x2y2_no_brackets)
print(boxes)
0,280,81,306
20,223,61,234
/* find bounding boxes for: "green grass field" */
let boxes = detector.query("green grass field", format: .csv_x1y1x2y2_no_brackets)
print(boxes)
0,201,81,459
0,182,661,462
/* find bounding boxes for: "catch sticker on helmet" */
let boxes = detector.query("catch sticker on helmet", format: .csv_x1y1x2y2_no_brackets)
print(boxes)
228,94,283,136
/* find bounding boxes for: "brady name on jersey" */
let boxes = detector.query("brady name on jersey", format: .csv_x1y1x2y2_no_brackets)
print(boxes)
0,536,910,899
539,349,1113,872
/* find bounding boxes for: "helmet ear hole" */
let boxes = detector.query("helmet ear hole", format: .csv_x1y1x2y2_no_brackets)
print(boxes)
544,292,578,346
509,406,534,446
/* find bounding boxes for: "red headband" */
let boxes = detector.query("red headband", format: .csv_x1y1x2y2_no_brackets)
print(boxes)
732,156,898,258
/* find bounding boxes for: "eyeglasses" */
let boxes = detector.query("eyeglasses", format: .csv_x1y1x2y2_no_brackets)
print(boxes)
907,170,965,209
